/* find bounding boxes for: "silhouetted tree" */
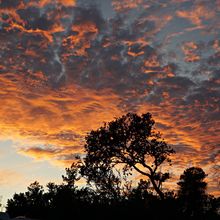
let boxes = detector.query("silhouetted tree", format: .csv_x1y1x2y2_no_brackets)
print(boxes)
129,179,151,201
6,181,46,218
6,112,220,220
80,113,175,199
204,195,220,219
177,167,208,218
7,193,28,218
62,162,81,188
25,181,45,218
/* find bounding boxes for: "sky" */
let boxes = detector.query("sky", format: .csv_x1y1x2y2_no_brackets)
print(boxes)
0,0,219,206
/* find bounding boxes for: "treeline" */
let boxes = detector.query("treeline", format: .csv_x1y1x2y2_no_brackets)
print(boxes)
6,167,220,220
6,113,220,220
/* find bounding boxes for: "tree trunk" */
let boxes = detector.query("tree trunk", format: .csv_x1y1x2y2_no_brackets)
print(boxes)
150,176,164,200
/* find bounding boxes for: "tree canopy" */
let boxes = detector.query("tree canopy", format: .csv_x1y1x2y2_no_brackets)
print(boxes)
178,167,208,217
80,112,175,199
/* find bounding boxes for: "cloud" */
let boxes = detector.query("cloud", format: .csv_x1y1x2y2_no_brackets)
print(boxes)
112,0,148,12
176,2,215,26
0,0,219,196
181,41,201,62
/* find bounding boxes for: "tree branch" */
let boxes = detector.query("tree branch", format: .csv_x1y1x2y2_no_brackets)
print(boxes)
132,164,150,177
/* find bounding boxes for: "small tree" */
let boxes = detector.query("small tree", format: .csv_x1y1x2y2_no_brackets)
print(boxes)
7,193,28,218
62,162,81,188
80,113,174,199
177,167,208,217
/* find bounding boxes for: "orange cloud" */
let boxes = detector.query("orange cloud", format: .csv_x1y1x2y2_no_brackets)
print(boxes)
29,0,76,7
0,71,123,167
57,0,76,7
112,0,149,12
181,41,200,62
144,55,160,68
62,22,98,57
0,0,219,197
176,4,215,26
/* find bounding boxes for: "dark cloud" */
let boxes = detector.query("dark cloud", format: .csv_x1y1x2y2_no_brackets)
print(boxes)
0,0,21,8
73,6,105,29
0,0,219,195
17,7,53,31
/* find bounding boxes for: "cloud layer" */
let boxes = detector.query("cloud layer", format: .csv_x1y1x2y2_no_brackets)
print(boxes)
0,0,219,195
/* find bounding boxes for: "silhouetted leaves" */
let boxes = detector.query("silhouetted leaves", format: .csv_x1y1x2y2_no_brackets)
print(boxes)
5,113,220,220
80,112,175,199
177,167,217,219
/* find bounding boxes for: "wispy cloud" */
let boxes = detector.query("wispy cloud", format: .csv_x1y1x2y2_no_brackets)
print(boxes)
0,0,219,195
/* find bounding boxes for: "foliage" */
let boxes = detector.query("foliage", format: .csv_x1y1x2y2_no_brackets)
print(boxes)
6,167,220,220
80,112,174,199
177,167,211,218
5,113,220,220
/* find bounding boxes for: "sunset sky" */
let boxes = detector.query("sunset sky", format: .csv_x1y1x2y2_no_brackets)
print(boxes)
0,0,219,205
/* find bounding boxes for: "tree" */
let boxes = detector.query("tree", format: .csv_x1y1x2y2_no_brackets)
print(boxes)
177,167,208,217
62,162,81,188
6,181,45,219
7,193,28,218
80,112,175,199
129,179,151,201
